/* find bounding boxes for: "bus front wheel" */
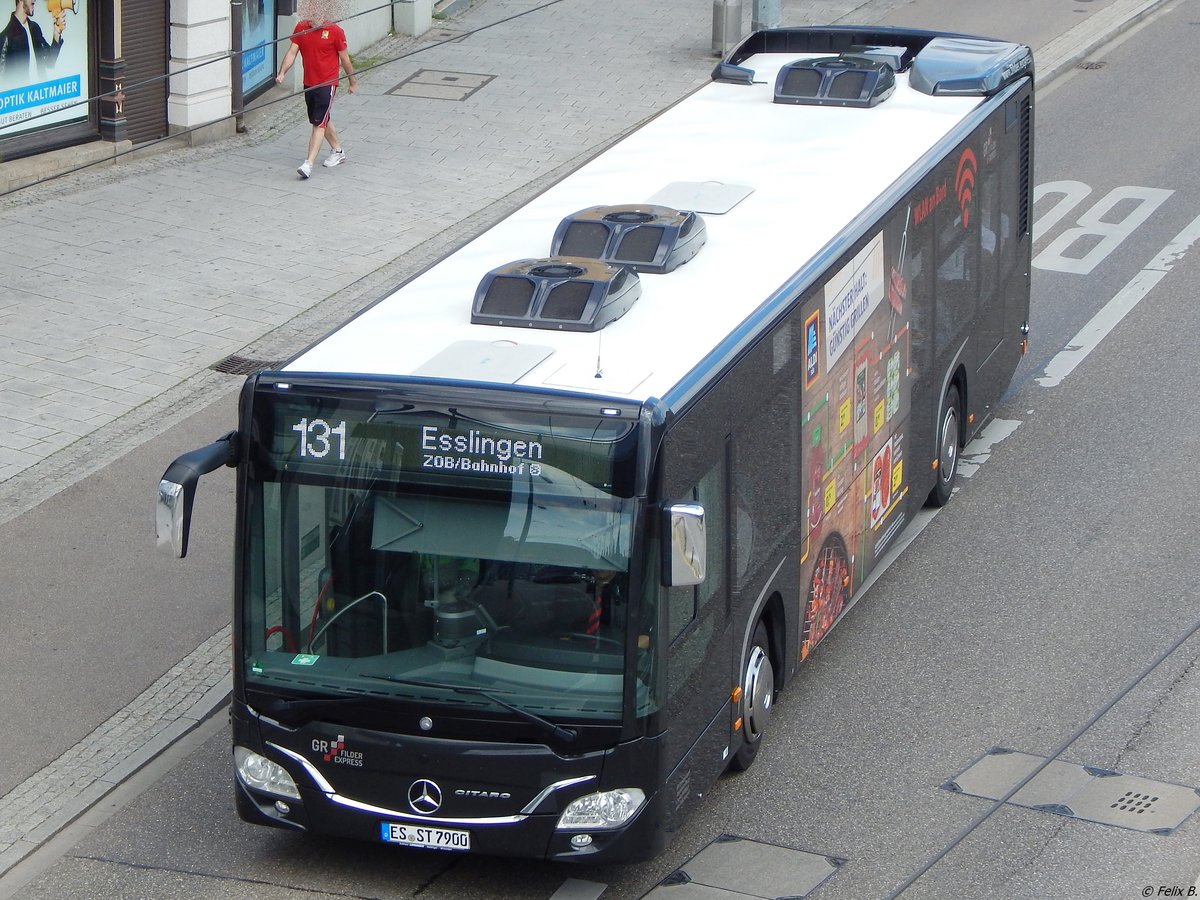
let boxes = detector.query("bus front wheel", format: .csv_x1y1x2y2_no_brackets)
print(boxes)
928,384,961,507
730,622,774,772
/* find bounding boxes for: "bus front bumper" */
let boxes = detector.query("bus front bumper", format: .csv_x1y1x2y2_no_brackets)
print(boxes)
235,776,668,862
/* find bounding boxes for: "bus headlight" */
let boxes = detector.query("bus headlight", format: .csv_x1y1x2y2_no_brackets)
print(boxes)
556,788,645,830
234,746,300,800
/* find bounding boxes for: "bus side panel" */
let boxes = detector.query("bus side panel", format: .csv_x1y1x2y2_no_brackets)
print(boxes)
930,86,1033,438
792,87,1032,663
970,87,1034,423
656,315,810,792
726,320,806,687
796,206,924,662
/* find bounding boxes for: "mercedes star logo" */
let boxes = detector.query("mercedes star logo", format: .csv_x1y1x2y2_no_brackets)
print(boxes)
408,779,442,815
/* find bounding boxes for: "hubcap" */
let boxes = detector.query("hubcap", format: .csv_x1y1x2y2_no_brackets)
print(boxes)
743,646,774,741
940,406,958,485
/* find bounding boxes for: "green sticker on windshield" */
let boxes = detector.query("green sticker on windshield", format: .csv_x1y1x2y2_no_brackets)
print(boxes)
291,653,320,666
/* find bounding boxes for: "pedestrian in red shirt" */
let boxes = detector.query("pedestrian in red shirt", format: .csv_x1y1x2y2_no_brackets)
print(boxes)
275,15,358,179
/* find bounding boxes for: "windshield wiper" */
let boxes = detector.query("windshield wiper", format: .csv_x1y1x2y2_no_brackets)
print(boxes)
362,674,578,743
254,693,383,725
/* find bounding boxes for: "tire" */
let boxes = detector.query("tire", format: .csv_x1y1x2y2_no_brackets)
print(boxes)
927,383,961,508
730,622,774,772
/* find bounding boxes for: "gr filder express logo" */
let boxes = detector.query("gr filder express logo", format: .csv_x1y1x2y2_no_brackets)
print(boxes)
313,735,364,767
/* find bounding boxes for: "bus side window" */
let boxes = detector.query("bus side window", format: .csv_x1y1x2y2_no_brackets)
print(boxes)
667,460,725,642
935,204,977,352
730,359,799,591
907,229,932,372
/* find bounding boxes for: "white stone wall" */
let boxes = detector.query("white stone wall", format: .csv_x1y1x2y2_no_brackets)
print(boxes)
168,0,233,131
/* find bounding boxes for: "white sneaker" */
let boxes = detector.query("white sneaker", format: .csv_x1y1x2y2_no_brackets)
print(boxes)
297,160,312,179
323,149,347,168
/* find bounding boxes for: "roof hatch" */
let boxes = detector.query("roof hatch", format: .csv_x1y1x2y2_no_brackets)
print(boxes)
471,257,640,332
550,204,707,274
774,53,896,107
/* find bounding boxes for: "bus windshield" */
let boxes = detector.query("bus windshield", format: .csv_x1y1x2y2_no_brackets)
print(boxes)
241,387,649,727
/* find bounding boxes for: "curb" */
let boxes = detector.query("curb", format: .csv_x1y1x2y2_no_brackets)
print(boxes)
1034,0,1168,85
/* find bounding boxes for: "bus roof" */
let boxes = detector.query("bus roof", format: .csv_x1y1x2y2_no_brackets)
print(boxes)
285,37,1004,405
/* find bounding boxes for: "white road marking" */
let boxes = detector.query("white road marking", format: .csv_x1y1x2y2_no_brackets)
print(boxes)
1033,185,1173,275
1038,212,1200,388
957,418,1022,480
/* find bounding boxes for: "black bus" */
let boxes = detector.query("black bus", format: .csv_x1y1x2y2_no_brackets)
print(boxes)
157,26,1033,862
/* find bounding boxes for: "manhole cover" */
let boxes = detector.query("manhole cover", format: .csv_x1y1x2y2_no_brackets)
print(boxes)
944,748,1200,834
387,69,495,101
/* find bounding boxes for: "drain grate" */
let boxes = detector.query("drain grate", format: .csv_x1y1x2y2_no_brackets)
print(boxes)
210,355,284,376
944,748,1200,834
1112,790,1159,814
642,834,845,899
1077,60,1106,69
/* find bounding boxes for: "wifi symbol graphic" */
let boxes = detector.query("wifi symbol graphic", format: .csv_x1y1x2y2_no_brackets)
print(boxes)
956,148,977,227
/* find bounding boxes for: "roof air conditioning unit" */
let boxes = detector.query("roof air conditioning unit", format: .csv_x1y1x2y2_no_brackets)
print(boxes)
550,204,706,274
908,37,1033,96
774,54,895,108
471,257,640,332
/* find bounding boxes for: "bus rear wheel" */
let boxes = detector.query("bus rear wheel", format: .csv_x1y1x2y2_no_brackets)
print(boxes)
928,384,961,507
730,622,774,772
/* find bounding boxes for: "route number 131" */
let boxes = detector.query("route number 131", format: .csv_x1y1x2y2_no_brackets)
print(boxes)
292,418,347,460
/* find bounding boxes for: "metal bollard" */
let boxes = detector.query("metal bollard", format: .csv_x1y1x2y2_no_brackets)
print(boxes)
752,0,780,31
712,0,743,57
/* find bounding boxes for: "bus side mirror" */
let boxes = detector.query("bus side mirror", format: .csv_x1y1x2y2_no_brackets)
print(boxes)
663,502,706,587
156,431,239,558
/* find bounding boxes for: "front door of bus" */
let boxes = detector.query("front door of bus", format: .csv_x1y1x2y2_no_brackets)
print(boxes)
662,450,732,819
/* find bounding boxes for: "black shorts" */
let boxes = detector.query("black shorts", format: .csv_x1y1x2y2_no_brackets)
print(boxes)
304,84,336,127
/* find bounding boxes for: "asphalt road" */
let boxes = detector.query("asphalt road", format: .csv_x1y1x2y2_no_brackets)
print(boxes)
4,0,1200,897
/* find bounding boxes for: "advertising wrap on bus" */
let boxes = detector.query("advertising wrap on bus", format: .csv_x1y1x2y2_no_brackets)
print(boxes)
801,223,912,660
